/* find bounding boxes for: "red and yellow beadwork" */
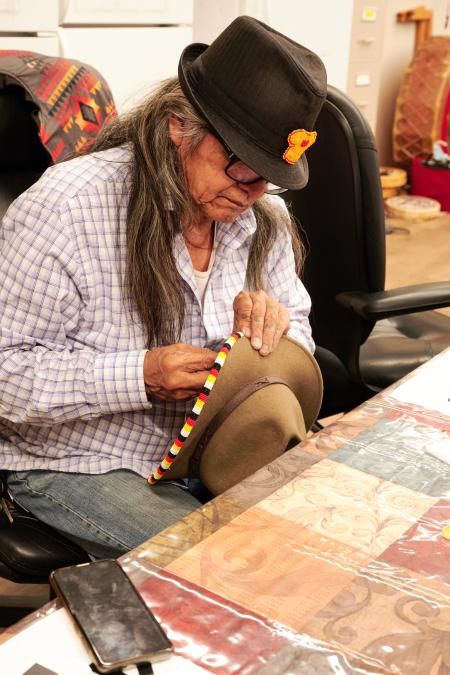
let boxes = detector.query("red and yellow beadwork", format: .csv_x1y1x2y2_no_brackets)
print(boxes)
148,332,243,485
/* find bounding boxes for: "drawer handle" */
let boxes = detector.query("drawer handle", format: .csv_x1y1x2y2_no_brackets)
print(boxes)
357,101,369,107
358,37,375,44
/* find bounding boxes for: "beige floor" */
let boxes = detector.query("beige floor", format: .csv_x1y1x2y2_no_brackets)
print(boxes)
1,209,449,627
385,211,450,317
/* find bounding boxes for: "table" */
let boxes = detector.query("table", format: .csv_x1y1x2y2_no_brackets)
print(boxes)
2,349,450,674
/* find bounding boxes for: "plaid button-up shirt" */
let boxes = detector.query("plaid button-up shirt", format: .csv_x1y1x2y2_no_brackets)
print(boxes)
0,146,313,477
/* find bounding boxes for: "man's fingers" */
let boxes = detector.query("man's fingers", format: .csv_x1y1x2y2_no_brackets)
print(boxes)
174,369,212,390
150,386,201,402
167,388,200,401
233,291,253,337
183,347,217,371
271,307,290,353
144,344,216,400
232,290,291,356
249,292,267,350
259,299,279,355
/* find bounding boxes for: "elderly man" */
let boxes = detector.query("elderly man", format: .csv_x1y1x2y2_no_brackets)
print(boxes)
0,16,326,557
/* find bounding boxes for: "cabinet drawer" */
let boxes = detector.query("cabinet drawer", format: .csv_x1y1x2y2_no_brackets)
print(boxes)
346,61,380,121
0,0,58,32
350,1,385,61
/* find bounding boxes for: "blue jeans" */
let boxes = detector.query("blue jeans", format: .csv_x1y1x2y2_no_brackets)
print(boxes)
6,470,202,558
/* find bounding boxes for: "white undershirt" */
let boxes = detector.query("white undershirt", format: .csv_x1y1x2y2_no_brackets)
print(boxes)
194,248,215,305
193,224,216,305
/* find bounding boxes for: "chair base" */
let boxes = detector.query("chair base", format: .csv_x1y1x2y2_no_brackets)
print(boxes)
0,489,90,585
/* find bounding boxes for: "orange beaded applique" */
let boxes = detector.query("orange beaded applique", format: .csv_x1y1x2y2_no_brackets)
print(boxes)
283,129,317,164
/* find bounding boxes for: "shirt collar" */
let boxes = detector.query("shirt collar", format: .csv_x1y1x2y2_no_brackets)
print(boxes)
173,206,257,291
215,206,257,251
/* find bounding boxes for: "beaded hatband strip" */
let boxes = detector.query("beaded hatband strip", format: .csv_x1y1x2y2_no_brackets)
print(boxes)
148,331,243,485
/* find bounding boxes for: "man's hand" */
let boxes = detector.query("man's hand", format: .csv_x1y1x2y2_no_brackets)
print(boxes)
233,290,290,356
144,344,216,401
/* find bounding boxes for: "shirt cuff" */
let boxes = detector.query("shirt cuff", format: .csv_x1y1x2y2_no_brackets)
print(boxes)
93,350,151,414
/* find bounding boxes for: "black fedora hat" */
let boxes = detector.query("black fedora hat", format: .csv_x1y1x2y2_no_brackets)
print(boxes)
178,16,327,190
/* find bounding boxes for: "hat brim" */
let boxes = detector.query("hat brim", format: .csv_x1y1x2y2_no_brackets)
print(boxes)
179,43,309,191
159,336,323,492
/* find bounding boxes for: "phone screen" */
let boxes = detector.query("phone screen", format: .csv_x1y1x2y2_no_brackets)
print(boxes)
50,560,172,671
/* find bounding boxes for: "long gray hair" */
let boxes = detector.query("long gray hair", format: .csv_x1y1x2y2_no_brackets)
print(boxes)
89,77,304,347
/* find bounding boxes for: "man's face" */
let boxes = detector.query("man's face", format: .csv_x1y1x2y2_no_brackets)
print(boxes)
170,118,266,224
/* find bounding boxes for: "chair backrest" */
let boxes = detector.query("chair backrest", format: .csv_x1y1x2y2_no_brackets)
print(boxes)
0,51,117,221
0,85,51,220
282,85,386,376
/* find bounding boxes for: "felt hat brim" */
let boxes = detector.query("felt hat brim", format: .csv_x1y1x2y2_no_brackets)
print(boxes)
160,336,323,494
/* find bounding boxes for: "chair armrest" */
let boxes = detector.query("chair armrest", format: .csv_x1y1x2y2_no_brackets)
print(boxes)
336,281,450,320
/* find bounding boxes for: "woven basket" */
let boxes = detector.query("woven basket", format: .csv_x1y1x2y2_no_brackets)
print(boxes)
393,36,450,164
385,195,441,220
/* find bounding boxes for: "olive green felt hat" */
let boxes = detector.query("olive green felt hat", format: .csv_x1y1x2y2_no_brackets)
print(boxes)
153,335,323,495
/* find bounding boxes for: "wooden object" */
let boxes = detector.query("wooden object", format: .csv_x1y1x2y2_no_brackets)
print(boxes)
385,194,441,219
380,166,408,200
396,5,433,53
392,36,450,164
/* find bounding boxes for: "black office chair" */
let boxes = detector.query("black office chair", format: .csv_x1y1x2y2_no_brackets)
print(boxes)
282,85,450,418
0,84,90,625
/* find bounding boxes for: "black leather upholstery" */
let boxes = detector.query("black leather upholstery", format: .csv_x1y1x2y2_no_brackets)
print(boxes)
0,85,51,172
0,487,88,584
0,85,51,221
282,85,450,416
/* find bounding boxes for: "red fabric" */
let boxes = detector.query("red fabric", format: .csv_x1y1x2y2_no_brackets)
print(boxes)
441,89,450,145
410,156,450,211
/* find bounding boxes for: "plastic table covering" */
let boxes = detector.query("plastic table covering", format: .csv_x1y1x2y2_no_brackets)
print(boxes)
2,349,450,674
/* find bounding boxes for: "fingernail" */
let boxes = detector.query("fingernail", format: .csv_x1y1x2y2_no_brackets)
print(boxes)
252,337,262,349
260,344,269,355
244,328,251,338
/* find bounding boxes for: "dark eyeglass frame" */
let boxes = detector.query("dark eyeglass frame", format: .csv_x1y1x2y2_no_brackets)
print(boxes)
206,126,287,195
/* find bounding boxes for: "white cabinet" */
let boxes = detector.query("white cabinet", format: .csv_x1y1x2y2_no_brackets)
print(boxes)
59,26,193,111
60,0,192,25
0,1,193,113
0,0,59,32
346,1,386,131
0,0,60,56
58,0,193,112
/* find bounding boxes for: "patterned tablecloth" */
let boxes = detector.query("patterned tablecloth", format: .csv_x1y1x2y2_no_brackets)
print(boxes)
125,348,450,674
3,350,450,674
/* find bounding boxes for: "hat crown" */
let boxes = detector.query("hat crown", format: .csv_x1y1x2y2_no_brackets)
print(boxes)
202,17,325,133
205,17,326,95
179,16,327,189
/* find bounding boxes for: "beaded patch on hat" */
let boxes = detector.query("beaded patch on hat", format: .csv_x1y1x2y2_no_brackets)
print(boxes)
148,331,243,485
283,129,317,164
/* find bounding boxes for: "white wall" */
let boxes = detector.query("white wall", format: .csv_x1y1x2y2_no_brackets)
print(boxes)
193,0,354,91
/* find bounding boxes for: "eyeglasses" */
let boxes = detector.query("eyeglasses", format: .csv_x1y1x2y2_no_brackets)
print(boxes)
207,127,287,195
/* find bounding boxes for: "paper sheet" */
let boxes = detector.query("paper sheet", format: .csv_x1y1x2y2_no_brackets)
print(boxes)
390,348,450,416
0,608,208,675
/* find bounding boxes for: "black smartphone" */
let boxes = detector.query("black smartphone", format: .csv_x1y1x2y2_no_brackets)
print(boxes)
50,559,173,673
